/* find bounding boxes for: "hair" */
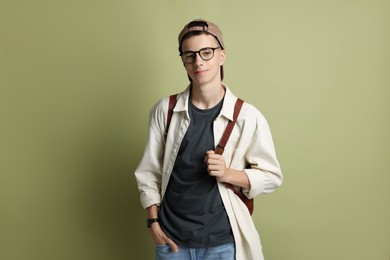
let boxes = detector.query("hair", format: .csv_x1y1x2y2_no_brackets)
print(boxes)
179,31,222,53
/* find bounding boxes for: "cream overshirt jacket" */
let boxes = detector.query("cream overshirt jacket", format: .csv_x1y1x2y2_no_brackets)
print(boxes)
135,85,283,260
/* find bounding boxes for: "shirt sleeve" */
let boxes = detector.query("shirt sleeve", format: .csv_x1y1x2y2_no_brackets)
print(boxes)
242,121,283,198
134,100,166,209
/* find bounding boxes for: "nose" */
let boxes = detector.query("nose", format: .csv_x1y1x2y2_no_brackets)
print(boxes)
193,52,204,66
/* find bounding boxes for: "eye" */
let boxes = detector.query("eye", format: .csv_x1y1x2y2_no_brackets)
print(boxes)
200,48,214,59
183,52,194,59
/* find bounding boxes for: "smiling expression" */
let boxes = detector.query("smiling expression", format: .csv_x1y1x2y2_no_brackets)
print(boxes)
181,34,226,86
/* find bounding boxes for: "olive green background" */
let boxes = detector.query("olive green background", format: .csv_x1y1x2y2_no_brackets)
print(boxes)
1,0,389,259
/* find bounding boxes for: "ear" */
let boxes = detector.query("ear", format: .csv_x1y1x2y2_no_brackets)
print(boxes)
219,49,226,66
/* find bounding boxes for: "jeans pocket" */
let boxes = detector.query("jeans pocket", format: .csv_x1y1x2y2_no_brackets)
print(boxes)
155,243,171,254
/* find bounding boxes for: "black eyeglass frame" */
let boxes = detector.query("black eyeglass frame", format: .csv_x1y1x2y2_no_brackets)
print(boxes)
179,47,221,64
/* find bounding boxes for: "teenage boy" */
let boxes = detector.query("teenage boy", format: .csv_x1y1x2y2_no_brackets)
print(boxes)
135,19,283,260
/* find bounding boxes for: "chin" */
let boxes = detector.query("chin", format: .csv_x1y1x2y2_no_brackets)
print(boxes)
192,78,210,85
191,75,217,85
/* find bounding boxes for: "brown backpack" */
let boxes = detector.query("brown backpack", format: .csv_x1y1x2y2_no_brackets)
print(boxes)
165,94,254,215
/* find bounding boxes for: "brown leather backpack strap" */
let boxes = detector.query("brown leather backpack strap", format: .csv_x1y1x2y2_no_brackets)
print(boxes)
225,183,254,215
214,97,254,215
215,98,244,155
164,94,178,141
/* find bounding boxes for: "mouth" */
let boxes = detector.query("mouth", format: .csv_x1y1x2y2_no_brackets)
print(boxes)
194,70,207,75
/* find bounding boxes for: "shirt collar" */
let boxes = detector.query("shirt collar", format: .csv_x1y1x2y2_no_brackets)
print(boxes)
174,83,238,121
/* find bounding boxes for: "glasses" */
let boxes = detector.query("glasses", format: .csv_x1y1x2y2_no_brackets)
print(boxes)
180,47,221,64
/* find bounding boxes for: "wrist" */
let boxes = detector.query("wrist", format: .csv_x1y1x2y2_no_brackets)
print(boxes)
146,218,159,228
146,204,159,218
223,168,233,183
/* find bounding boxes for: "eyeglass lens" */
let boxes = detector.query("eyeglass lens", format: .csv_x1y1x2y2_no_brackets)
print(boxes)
181,47,219,63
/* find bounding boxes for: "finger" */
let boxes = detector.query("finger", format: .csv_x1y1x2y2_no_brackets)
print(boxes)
208,154,224,163
208,158,223,168
166,238,178,252
204,150,214,163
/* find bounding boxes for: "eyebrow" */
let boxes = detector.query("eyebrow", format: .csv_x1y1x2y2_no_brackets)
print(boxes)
181,47,217,53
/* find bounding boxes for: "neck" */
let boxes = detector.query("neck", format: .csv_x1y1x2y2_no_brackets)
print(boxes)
190,82,225,109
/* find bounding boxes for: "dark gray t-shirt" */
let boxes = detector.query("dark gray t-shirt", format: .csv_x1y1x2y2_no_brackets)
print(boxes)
159,98,234,248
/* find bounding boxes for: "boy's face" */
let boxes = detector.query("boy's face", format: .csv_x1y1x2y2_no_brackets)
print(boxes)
181,34,225,86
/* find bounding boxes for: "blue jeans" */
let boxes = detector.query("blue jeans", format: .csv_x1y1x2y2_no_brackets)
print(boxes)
155,242,235,260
